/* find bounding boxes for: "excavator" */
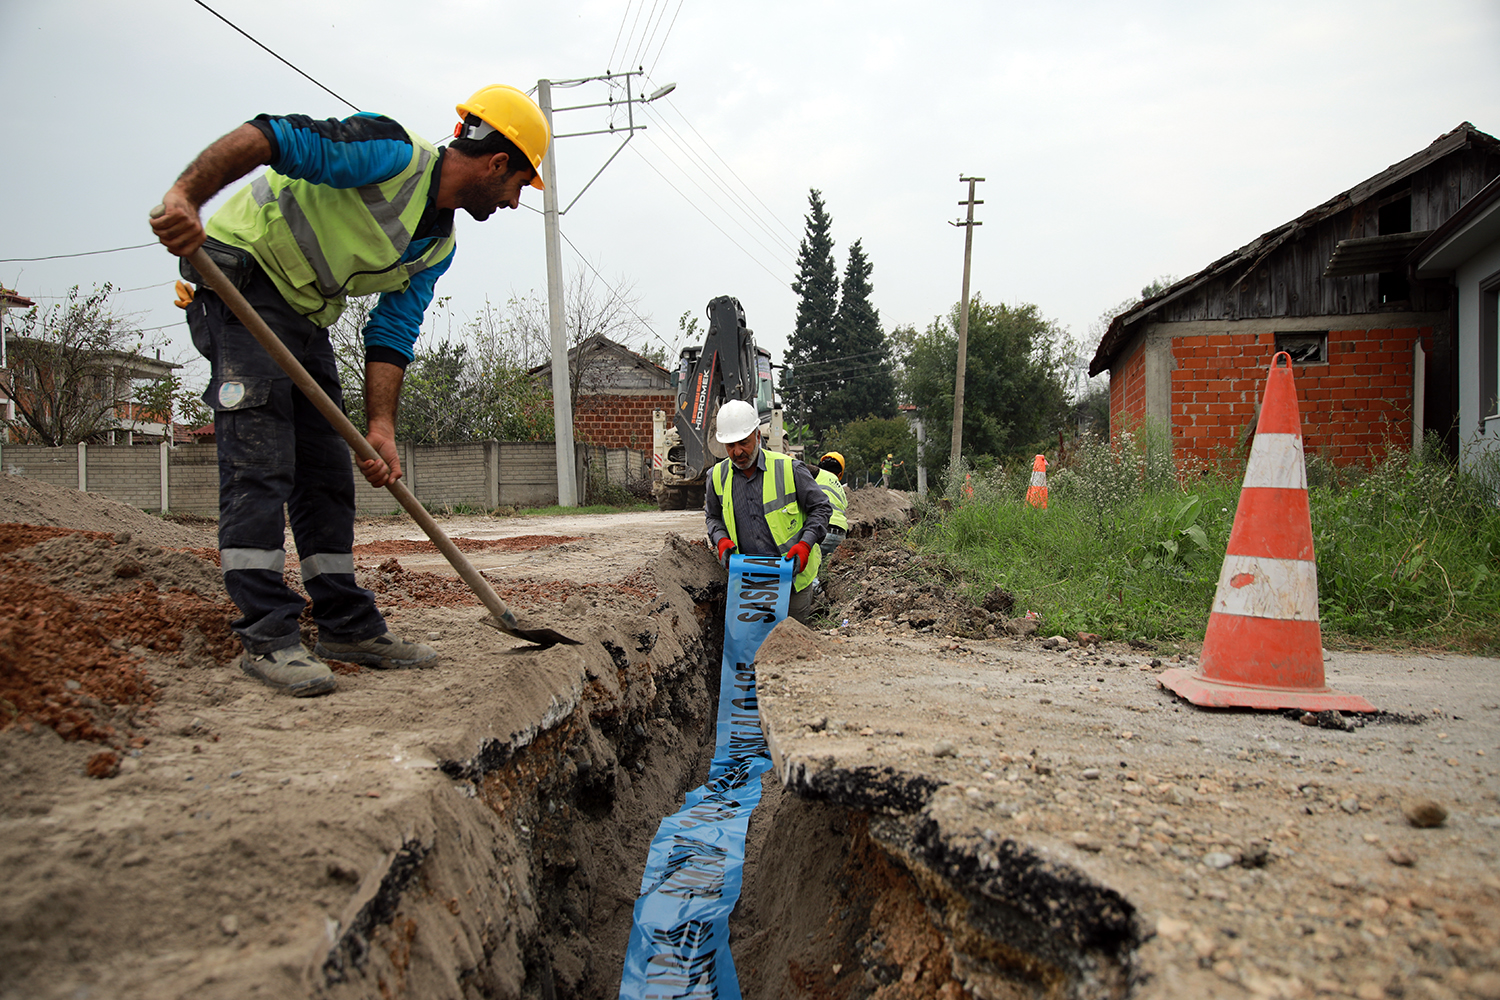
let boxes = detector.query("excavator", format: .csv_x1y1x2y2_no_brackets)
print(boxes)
651,295,786,510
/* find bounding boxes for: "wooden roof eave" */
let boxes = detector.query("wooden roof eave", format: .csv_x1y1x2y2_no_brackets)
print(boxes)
1088,123,1495,376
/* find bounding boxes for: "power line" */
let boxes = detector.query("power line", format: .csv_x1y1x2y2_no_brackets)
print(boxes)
646,0,686,76
784,347,893,369
637,130,793,274
626,145,792,291
190,0,361,113
651,90,801,244
638,102,798,258
629,0,668,72
556,228,674,356
606,0,635,72
0,243,157,263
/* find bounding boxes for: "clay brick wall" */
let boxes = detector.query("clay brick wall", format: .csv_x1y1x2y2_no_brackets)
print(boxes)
1168,326,1427,464
1110,342,1147,438
573,393,672,451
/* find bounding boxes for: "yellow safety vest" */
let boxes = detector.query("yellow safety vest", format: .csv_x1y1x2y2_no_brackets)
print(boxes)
206,128,455,328
814,468,849,531
712,450,822,592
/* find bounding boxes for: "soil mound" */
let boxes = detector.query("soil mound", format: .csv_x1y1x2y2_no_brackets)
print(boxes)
0,473,213,549
845,485,913,533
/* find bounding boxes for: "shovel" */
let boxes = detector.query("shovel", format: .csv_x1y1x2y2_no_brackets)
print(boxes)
152,211,578,648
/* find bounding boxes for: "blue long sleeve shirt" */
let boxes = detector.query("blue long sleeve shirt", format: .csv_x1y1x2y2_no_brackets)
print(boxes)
249,113,455,368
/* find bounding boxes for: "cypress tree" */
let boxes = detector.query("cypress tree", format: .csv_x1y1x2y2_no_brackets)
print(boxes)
784,189,839,432
825,239,895,424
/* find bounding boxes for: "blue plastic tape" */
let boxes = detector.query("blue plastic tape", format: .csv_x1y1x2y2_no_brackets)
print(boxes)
618,553,792,1000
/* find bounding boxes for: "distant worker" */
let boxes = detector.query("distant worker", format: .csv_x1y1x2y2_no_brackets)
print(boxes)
881,454,904,489
150,85,550,697
814,452,850,558
706,400,832,624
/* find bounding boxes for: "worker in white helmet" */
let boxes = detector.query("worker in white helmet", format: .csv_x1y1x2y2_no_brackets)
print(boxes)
705,399,832,623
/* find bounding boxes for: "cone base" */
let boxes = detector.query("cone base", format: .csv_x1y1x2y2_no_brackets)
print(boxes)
1158,667,1376,713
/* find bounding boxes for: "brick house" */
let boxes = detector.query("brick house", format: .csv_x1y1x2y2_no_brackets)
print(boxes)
2,315,182,446
0,288,36,432
1089,123,1500,465
528,334,673,450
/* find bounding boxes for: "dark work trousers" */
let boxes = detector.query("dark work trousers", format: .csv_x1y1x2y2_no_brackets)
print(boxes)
184,265,386,655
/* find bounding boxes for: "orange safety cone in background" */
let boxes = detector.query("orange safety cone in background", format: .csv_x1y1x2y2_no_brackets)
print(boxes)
962,473,974,501
1025,455,1048,509
1159,352,1375,713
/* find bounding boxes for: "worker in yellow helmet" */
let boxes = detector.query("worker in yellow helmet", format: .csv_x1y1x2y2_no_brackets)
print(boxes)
881,453,904,488
814,451,849,558
149,86,549,698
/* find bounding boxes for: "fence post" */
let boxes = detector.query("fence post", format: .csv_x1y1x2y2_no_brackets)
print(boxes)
485,440,499,510
159,440,170,512
77,441,87,492
404,441,417,506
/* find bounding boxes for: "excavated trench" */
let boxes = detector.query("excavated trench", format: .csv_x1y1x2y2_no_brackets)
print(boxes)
315,532,1144,1000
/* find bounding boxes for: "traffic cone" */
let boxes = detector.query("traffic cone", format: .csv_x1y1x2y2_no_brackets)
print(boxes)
962,473,974,501
1025,455,1048,509
1158,352,1375,713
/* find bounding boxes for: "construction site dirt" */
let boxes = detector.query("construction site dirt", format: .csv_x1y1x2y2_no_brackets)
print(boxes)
1,471,1497,1000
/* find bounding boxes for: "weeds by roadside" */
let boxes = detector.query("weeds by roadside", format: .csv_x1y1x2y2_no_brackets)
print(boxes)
911,436,1500,653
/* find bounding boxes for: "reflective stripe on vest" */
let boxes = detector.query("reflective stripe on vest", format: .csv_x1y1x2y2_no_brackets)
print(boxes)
814,468,849,530
712,451,821,591
208,130,454,328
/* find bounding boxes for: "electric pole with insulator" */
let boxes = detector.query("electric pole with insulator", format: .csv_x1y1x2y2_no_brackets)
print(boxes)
949,176,983,468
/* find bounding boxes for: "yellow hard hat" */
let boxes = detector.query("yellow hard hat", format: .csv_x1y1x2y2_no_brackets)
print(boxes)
455,85,551,190
820,451,845,475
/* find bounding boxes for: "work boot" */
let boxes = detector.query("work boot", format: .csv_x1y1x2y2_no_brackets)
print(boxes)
315,632,437,670
240,644,337,697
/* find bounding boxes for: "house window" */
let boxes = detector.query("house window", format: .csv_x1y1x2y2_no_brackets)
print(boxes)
1275,331,1328,365
1482,269,1500,425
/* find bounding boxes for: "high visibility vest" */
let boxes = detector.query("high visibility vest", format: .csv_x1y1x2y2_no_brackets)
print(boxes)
814,467,849,531
206,128,455,328
712,450,822,592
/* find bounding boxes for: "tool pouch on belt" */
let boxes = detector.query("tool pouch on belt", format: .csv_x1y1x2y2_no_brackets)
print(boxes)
179,237,255,290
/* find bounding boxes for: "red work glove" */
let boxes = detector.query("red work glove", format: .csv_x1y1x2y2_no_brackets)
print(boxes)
716,537,735,568
785,540,812,574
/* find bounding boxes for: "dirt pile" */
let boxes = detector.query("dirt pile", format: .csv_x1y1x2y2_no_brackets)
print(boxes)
823,532,1036,639
0,472,211,548
0,484,737,1000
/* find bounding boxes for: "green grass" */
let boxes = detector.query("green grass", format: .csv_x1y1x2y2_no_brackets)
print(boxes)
911,438,1500,654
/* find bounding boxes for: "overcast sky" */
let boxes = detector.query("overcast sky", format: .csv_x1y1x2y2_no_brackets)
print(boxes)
4,0,1499,396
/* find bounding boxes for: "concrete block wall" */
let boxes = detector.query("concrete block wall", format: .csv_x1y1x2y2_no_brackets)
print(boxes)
495,443,562,509
168,446,219,515
404,442,488,510
2,439,634,519
86,445,162,510
2,446,79,491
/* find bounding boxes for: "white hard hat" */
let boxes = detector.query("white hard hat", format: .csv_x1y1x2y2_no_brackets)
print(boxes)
714,399,760,443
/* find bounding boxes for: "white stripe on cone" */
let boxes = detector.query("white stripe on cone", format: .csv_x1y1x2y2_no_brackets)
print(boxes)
1030,469,1046,486
1242,433,1308,490
1211,554,1319,621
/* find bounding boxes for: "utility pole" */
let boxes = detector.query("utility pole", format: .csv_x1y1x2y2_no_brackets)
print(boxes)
535,71,676,506
949,176,983,468
536,79,576,506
